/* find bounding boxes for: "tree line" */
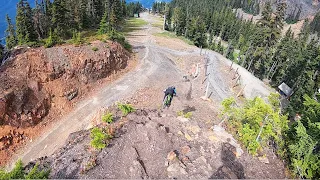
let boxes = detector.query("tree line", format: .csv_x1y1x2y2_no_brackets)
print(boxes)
2,0,143,51
156,0,320,178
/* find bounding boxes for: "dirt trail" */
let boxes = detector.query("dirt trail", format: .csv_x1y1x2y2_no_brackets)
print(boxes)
8,12,275,176
7,13,197,169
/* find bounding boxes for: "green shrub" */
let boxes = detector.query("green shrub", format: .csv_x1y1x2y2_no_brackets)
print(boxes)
45,29,60,48
90,127,107,149
90,127,113,150
72,30,83,45
8,160,24,179
177,111,184,117
102,112,113,123
108,30,132,51
25,164,50,179
26,41,41,48
221,94,288,156
0,160,49,179
92,47,99,51
184,112,193,119
117,103,135,116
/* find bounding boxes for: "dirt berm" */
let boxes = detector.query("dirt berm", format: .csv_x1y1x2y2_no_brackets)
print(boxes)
0,41,129,128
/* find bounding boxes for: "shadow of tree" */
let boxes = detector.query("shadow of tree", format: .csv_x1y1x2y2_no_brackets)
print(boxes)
210,143,245,179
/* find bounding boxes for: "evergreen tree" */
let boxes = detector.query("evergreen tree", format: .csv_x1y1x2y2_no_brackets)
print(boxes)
0,43,4,62
5,14,17,50
122,0,127,18
172,7,186,36
110,0,124,29
16,0,37,45
52,0,67,37
98,11,110,34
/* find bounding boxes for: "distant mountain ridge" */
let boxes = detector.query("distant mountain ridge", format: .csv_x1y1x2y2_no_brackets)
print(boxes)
127,0,171,8
263,0,320,19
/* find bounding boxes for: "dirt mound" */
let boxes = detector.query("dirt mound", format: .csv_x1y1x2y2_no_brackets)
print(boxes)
0,41,129,128
0,41,131,166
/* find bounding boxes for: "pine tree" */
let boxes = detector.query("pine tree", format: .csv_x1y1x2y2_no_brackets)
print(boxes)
98,11,110,34
0,42,4,61
24,2,37,42
122,0,127,18
5,14,17,50
110,0,124,30
79,0,90,30
16,0,37,45
52,0,67,37
173,7,186,36
16,0,25,44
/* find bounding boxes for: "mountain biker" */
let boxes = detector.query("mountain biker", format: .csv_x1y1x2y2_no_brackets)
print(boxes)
163,86,177,107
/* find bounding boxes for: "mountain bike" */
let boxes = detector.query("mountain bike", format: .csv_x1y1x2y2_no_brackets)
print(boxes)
163,94,172,109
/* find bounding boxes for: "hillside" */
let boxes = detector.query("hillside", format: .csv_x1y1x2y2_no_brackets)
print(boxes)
0,41,132,166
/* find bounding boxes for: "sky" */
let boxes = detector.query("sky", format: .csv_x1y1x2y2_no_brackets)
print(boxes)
0,0,35,41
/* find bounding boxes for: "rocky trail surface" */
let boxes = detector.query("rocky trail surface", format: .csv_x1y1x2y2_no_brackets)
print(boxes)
3,12,286,179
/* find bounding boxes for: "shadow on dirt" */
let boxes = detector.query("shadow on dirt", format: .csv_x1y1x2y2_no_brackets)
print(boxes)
132,45,146,51
186,83,192,100
210,143,245,179
182,105,196,113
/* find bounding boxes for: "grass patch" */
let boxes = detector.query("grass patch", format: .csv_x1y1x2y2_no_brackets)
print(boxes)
92,47,99,51
102,112,113,123
152,22,164,29
123,18,148,33
177,111,193,119
83,30,109,43
154,32,194,45
64,30,109,45
117,103,135,116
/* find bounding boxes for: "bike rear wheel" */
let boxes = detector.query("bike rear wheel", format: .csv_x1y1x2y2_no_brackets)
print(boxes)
163,95,172,108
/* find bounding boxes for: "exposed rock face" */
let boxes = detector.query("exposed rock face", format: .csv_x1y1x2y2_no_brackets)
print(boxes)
0,41,130,128
285,0,320,19
257,0,319,20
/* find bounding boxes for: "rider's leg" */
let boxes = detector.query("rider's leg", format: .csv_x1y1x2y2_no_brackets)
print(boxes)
168,94,173,106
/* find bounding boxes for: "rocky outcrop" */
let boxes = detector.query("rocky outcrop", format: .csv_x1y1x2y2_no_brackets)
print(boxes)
26,106,287,179
285,0,320,20
0,41,130,128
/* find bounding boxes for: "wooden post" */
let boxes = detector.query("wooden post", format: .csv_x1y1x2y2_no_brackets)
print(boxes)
219,116,228,126
233,68,239,79
229,62,234,71
205,81,210,98
233,75,241,87
163,15,166,30
237,85,246,97
256,115,269,142
235,75,241,83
